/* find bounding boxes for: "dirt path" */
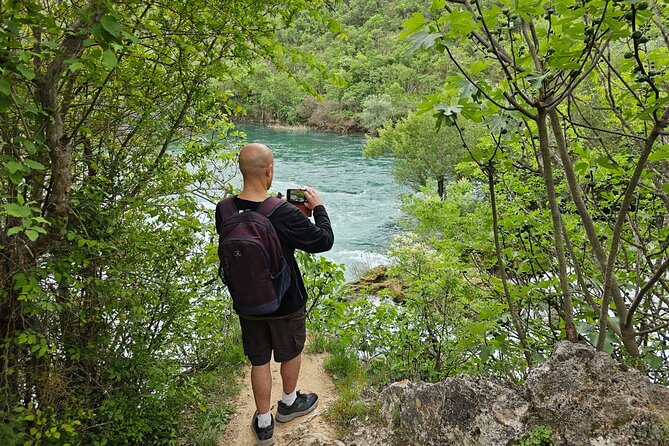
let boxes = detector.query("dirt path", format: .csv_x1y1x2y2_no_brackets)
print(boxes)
219,352,342,446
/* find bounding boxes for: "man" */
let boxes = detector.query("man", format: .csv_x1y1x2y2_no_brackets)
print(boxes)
216,143,334,446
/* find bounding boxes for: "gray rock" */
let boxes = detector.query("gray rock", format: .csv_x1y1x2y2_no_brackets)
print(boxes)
346,342,669,446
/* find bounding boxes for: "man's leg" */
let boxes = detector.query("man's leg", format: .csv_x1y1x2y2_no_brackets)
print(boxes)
275,352,318,422
280,353,301,395
251,362,272,414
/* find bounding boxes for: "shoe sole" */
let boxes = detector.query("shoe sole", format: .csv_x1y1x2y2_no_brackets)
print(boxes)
250,420,275,446
275,399,318,423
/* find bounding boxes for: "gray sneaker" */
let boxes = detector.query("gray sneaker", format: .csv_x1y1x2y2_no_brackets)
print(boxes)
251,411,275,446
276,391,318,422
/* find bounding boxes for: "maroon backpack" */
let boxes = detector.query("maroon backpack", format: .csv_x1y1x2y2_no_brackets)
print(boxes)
215,197,291,316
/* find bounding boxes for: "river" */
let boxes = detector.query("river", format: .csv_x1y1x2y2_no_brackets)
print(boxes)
235,124,404,278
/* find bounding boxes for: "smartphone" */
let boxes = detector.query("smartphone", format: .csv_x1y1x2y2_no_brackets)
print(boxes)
287,188,306,204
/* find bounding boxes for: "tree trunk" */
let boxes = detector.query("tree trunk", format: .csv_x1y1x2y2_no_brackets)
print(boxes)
536,111,578,343
547,108,641,358
486,164,532,366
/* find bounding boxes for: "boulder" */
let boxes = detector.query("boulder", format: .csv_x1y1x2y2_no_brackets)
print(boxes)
347,342,669,445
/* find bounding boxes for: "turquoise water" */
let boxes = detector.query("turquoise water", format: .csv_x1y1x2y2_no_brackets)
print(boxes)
236,124,404,277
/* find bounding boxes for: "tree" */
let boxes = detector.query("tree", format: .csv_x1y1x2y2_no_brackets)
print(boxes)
364,111,477,198
402,0,669,366
0,0,325,442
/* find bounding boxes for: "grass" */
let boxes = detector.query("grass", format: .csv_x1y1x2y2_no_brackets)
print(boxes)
177,338,246,446
318,336,378,436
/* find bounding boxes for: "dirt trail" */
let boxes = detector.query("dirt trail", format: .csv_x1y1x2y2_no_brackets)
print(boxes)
219,352,341,446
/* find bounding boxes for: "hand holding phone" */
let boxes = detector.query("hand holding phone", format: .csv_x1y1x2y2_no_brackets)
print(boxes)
286,188,324,217
287,188,307,205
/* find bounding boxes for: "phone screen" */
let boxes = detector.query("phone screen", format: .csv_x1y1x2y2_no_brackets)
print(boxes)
287,189,306,204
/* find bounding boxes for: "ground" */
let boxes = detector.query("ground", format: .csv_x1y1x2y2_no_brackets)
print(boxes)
219,352,341,446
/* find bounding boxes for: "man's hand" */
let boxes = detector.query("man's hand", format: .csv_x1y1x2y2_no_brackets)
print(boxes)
303,188,324,210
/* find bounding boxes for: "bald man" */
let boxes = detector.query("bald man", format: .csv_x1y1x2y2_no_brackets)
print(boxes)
215,143,334,446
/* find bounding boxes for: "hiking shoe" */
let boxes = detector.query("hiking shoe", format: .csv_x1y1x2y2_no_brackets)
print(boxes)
276,391,318,422
251,411,275,446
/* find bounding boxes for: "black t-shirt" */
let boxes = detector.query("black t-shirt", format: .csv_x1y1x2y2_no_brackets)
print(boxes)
219,196,334,317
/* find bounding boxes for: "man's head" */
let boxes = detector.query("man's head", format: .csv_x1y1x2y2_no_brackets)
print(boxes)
239,143,274,190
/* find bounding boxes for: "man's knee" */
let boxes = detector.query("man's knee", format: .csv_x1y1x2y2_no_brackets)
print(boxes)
248,350,272,366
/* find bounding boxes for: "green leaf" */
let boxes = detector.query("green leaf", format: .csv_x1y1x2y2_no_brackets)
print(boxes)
400,12,426,39
479,344,494,360
6,160,23,174
525,73,548,90
446,9,477,38
4,203,31,218
68,61,85,73
470,60,492,74
0,96,11,110
8,171,23,184
648,145,669,162
435,103,462,116
406,31,442,55
0,78,11,96
145,22,161,35
576,322,596,335
101,50,117,70
574,161,589,175
23,159,45,170
648,47,669,66
431,0,446,11
101,15,122,37
25,230,39,241
7,226,22,236
645,353,663,370
21,139,36,154
16,64,35,80
662,182,669,194
596,155,622,173
326,18,344,37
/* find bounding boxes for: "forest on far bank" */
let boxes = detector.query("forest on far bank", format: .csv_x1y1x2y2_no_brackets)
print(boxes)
1,0,669,445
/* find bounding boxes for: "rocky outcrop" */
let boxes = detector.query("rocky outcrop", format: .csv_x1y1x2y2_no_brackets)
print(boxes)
346,342,669,446
346,265,405,301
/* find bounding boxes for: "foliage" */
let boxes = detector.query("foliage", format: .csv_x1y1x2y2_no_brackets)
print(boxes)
309,184,526,383
360,94,396,132
397,0,669,376
364,111,479,198
297,251,346,318
515,426,553,446
242,0,448,131
0,0,327,443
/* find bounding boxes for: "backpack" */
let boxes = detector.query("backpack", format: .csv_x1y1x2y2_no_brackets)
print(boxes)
215,197,291,316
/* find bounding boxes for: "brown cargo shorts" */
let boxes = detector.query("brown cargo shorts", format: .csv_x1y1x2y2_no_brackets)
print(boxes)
238,308,306,366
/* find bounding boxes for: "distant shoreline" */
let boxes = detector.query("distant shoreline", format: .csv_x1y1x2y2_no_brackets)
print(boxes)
233,118,366,136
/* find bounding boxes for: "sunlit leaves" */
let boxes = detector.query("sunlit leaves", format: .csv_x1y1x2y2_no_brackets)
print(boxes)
444,9,478,38
400,12,426,39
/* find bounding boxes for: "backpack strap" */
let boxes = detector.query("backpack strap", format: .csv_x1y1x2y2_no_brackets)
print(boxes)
217,196,285,221
217,196,238,218
255,197,286,218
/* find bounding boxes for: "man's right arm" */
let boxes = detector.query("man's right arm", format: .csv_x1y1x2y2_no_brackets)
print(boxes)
275,204,334,254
